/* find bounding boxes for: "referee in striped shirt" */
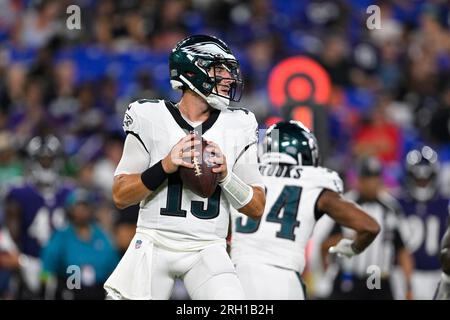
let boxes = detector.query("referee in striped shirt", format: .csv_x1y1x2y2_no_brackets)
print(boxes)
323,157,414,300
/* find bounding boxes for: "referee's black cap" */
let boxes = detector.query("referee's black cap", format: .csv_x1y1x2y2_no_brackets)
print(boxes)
357,156,382,177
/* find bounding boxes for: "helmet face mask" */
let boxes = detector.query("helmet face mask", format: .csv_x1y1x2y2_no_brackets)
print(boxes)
207,59,243,102
261,120,320,167
26,135,63,190
170,35,243,110
405,146,439,201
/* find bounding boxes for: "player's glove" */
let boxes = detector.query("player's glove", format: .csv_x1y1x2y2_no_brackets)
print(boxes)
328,239,359,258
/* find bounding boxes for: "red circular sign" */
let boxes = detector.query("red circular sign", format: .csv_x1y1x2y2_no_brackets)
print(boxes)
268,56,331,108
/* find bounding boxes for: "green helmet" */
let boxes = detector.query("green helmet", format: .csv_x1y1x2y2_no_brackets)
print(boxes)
261,120,320,166
169,34,243,110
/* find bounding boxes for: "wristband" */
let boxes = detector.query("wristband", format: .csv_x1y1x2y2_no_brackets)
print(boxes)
219,171,253,209
141,160,168,191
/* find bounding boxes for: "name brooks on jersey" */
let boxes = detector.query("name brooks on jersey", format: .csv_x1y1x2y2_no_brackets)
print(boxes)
259,163,339,182
259,163,302,179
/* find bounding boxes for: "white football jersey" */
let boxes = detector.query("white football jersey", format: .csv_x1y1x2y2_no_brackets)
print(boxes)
121,99,258,248
231,165,343,273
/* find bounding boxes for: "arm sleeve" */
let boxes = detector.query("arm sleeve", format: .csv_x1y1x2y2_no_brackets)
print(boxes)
232,143,264,189
114,134,150,176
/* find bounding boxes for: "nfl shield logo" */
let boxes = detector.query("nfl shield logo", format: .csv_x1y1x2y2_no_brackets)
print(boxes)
135,240,142,249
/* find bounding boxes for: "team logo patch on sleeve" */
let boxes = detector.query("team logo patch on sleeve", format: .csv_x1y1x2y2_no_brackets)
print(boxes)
135,239,142,249
124,113,133,128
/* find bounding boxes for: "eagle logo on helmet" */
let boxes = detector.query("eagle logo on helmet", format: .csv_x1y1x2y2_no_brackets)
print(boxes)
261,120,320,167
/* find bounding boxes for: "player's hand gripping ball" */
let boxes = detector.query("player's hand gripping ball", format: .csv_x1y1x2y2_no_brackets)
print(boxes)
178,133,220,198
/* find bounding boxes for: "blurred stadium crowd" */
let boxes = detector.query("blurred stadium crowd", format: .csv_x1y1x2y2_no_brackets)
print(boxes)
0,0,449,299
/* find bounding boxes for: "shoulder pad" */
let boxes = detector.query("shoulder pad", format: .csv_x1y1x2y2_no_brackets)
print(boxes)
228,107,250,114
301,166,344,194
224,107,258,145
127,99,162,110
136,98,160,105
123,99,162,134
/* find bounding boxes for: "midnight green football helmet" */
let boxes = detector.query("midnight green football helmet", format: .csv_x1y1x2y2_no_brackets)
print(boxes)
261,121,320,166
169,35,243,110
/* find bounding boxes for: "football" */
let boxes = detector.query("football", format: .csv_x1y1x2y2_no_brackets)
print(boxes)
178,137,220,198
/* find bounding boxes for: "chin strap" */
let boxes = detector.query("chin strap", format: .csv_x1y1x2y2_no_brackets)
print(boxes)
205,93,229,111
175,75,230,111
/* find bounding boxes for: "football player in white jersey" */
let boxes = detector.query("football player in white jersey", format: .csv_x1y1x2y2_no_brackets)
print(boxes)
230,121,380,299
104,35,265,300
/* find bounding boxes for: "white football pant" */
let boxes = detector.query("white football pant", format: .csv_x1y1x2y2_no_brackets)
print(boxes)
104,232,245,300
235,262,306,300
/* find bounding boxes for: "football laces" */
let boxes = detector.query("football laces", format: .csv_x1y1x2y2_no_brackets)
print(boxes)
192,154,202,176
